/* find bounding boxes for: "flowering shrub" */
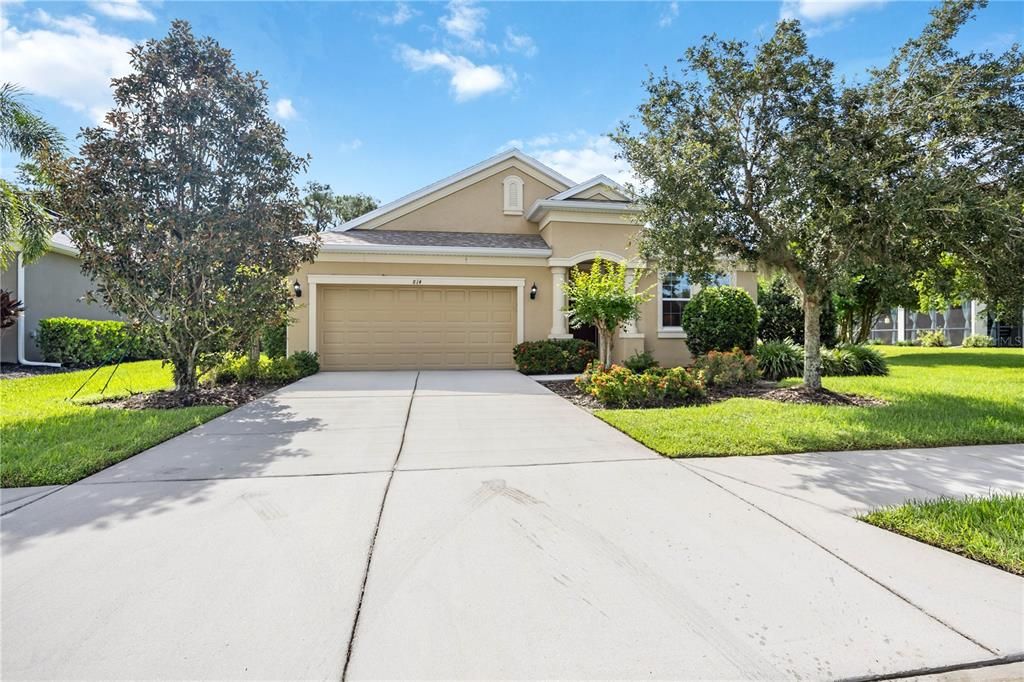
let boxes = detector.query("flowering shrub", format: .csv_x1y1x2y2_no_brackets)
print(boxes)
694,349,760,387
575,361,704,408
962,334,994,348
513,338,598,374
917,330,947,347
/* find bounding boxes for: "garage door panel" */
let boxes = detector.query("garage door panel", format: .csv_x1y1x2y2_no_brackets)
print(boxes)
318,285,517,370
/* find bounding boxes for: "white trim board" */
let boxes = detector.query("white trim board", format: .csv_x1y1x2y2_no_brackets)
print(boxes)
307,275,527,354
548,175,631,202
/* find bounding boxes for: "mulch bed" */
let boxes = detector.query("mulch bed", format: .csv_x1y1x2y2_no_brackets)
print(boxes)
540,380,604,410
96,383,282,410
0,362,72,381
539,378,887,410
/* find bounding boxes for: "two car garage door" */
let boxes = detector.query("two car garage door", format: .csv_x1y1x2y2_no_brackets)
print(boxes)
317,285,517,370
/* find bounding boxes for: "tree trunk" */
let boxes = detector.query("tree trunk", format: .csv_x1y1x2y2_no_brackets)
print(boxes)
803,293,823,390
597,324,615,368
171,351,199,393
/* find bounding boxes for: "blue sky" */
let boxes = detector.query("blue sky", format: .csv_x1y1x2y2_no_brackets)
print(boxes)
2,0,1020,202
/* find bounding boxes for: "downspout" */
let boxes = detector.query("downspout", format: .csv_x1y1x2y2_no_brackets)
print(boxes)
16,252,62,367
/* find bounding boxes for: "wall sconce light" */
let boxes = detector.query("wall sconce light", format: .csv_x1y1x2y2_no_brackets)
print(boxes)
883,315,891,324
530,282,538,300
293,280,302,298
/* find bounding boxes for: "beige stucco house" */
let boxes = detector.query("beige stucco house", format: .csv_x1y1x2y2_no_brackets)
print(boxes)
0,233,118,365
289,149,757,370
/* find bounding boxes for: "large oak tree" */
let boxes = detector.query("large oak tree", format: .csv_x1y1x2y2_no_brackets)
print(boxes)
615,0,1022,387
51,21,319,392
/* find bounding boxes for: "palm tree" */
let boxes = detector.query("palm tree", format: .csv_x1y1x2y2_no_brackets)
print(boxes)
1,83,66,266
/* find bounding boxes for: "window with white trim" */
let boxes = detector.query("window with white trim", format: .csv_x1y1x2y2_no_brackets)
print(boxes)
503,175,524,214
660,272,733,329
660,273,691,328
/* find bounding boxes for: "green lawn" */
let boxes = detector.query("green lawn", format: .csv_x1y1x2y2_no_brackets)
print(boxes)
861,494,1024,575
597,347,1024,457
1,361,227,487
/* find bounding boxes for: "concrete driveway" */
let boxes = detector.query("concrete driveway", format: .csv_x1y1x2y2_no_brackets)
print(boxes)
2,370,1022,680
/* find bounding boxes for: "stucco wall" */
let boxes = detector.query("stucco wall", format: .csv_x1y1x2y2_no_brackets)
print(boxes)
374,163,562,234
542,220,645,262
0,252,118,363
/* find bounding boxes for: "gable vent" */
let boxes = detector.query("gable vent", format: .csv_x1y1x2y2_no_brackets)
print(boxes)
503,175,524,215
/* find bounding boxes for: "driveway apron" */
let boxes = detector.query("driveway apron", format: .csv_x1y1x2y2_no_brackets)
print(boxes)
3,370,1021,680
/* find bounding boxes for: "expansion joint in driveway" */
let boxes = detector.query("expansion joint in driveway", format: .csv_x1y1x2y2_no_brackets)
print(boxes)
675,460,1001,658
340,370,420,681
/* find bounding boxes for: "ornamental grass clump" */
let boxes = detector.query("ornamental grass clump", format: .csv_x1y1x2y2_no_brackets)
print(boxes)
755,339,804,380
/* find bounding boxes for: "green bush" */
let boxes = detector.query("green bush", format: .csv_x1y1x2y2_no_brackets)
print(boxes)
205,353,300,385
962,334,994,348
682,286,758,355
624,350,659,373
575,361,704,408
262,322,287,359
694,349,760,387
918,330,947,347
37,317,159,367
820,344,888,376
289,351,320,377
840,344,889,376
756,275,838,348
513,338,598,374
756,339,804,381
757,275,804,343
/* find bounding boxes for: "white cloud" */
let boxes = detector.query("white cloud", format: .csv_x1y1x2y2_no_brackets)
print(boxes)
508,133,633,186
273,98,298,120
88,0,156,22
780,0,886,22
440,0,489,51
659,1,680,28
339,138,363,152
0,11,134,122
397,45,511,101
504,28,537,57
377,2,416,26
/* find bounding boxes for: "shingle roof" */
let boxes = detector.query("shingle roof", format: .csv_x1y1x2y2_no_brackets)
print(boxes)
320,229,551,252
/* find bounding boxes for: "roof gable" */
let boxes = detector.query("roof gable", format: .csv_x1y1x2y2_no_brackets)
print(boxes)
336,149,575,231
548,175,631,202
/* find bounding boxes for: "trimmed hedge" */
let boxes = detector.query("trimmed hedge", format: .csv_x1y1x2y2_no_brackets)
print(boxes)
681,286,759,355
37,317,159,367
513,338,598,375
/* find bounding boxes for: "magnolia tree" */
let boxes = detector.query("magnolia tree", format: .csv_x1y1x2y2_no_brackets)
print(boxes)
50,21,319,392
615,0,1022,389
562,257,652,368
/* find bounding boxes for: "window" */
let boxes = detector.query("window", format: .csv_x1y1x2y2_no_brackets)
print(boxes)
660,272,733,329
503,175,524,214
660,273,691,328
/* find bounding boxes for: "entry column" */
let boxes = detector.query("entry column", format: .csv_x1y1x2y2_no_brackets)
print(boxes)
549,266,572,338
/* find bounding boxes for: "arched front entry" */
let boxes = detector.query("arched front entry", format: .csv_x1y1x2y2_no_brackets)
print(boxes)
548,251,638,344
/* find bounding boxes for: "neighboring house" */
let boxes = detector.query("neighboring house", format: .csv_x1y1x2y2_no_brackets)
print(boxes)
870,304,1024,347
288,149,757,370
0,233,118,364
